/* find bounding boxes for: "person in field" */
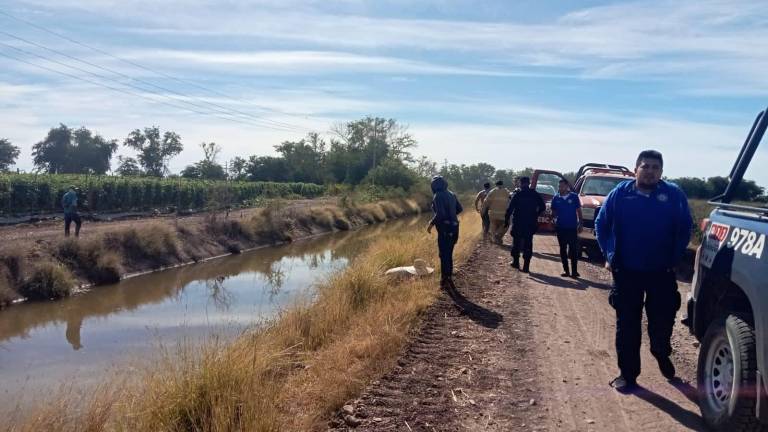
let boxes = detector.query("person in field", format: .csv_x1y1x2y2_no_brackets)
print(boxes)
61,186,82,238
551,179,582,278
595,150,692,393
481,180,511,244
505,177,545,273
427,176,463,284
474,182,492,238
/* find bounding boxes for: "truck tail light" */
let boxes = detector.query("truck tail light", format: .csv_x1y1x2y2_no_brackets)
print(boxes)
700,218,710,233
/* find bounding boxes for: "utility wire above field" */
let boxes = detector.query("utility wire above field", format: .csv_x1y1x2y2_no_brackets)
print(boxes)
0,9,315,133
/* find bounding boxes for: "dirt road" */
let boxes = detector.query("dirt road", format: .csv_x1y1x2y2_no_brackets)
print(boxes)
330,234,705,431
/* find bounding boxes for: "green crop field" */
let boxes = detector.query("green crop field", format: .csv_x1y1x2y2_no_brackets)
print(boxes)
0,173,327,216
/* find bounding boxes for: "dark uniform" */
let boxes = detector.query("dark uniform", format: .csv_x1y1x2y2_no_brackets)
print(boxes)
430,176,463,281
595,179,692,386
505,183,545,272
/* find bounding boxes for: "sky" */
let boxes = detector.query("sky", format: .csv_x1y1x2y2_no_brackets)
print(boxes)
1,0,767,185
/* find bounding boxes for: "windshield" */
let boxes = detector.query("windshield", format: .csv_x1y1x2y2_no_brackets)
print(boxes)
581,177,627,197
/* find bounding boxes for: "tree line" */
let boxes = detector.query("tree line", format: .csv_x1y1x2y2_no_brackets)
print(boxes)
1,120,765,201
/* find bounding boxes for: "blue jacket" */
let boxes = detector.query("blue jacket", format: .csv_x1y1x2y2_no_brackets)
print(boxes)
430,176,463,226
62,190,78,215
595,179,692,272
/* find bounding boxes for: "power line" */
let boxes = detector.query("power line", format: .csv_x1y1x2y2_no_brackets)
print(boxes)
0,47,288,129
0,30,308,132
0,9,315,125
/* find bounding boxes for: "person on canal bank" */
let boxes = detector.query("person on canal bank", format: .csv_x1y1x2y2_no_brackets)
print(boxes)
481,180,511,244
62,185,82,238
427,176,463,284
505,177,545,273
474,182,492,238
595,150,692,393
551,179,582,278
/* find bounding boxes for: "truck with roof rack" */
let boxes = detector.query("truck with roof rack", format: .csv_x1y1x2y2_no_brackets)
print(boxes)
683,107,768,431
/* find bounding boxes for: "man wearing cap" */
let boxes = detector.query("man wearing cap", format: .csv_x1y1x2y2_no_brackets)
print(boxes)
505,177,545,273
61,185,82,238
551,179,582,278
481,180,511,244
595,150,692,393
427,176,463,284
474,182,492,238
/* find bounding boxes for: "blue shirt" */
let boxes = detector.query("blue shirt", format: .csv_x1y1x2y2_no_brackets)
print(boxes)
551,192,581,229
62,190,78,215
595,180,692,272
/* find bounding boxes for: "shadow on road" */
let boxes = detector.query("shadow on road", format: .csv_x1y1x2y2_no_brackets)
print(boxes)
527,272,587,290
633,386,705,431
445,280,503,329
669,378,700,405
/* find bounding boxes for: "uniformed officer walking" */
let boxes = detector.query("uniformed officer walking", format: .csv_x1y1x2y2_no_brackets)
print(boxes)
481,180,511,244
505,177,545,273
427,176,463,285
595,150,692,393
551,179,582,278
474,182,492,238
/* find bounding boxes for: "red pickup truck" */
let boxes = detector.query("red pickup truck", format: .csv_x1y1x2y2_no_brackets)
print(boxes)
531,163,635,259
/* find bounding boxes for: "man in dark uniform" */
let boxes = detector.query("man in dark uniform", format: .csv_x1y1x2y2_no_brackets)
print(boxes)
427,176,463,284
505,177,545,273
595,150,692,393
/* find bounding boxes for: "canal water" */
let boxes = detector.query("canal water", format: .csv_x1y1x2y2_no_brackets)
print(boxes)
0,215,425,410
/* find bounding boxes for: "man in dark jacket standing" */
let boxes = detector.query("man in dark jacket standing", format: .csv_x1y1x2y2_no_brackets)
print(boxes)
427,176,463,284
595,150,692,393
505,177,545,273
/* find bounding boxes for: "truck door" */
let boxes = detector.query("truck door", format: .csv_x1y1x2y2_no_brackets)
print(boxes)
531,169,570,232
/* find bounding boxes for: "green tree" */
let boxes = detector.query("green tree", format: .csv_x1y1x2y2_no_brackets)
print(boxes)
115,156,143,176
123,126,183,177
274,133,327,183
181,142,226,180
244,156,289,182
32,124,117,174
363,158,416,190
0,138,20,171
228,156,248,180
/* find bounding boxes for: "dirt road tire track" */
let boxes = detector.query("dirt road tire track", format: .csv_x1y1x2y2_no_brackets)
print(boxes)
330,234,708,431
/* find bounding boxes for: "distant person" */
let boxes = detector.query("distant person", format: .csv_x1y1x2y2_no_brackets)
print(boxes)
474,182,492,237
481,180,511,244
595,150,692,393
427,176,463,284
61,186,82,238
551,179,582,278
505,177,545,273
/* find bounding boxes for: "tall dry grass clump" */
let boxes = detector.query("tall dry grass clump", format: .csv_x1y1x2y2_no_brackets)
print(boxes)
18,262,75,300
8,210,480,432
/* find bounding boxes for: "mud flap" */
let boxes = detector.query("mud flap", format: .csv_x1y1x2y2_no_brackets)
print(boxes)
758,371,768,424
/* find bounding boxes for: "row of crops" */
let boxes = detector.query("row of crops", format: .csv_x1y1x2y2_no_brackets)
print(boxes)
0,174,327,216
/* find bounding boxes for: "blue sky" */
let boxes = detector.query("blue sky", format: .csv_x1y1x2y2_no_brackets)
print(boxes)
1,0,767,184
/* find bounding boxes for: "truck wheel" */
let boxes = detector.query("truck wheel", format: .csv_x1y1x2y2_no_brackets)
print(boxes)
697,314,764,431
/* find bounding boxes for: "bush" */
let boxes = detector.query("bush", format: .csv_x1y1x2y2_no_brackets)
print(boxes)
57,238,123,284
105,225,179,266
20,263,75,300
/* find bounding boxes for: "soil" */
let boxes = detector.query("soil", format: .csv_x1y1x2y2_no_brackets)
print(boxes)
330,233,705,431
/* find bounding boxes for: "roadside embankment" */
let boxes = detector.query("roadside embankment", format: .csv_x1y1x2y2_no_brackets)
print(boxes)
7,209,481,432
0,196,427,308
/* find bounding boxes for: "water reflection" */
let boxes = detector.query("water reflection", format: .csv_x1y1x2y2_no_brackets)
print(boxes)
0,215,425,405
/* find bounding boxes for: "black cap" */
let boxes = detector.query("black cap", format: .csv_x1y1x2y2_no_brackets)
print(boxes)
520,177,530,185
495,180,504,186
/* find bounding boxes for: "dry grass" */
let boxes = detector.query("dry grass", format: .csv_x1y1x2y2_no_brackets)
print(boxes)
7,209,480,432
18,262,75,300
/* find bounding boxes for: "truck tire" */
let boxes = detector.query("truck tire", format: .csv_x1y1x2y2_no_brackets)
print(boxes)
697,314,765,431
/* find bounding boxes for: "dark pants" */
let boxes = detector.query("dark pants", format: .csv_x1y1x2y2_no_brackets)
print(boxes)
556,228,579,274
481,211,490,235
437,224,459,279
510,230,534,262
609,269,681,381
64,212,82,237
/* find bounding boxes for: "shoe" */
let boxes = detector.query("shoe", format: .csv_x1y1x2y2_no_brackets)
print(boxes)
657,357,676,380
510,261,520,270
522,261,530,273
610,375,638,393
571,272,581,278
560,272,570,277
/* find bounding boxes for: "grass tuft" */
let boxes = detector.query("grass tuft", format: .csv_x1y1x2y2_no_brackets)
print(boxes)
19,262,75,300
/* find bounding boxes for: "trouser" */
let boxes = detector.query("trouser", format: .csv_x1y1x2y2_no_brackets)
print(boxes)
64,213,82,237
609,269,681,381
437,224,459,279
489,217,506,243
481,211,490,235
556,228,579,274
511,231,535,262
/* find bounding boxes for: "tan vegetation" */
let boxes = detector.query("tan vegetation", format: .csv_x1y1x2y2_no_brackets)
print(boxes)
5,209,480,432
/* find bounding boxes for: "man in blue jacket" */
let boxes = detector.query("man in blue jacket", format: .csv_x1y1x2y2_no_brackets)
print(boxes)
61,185,82,237
595,150,692,393
427,176,463,284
